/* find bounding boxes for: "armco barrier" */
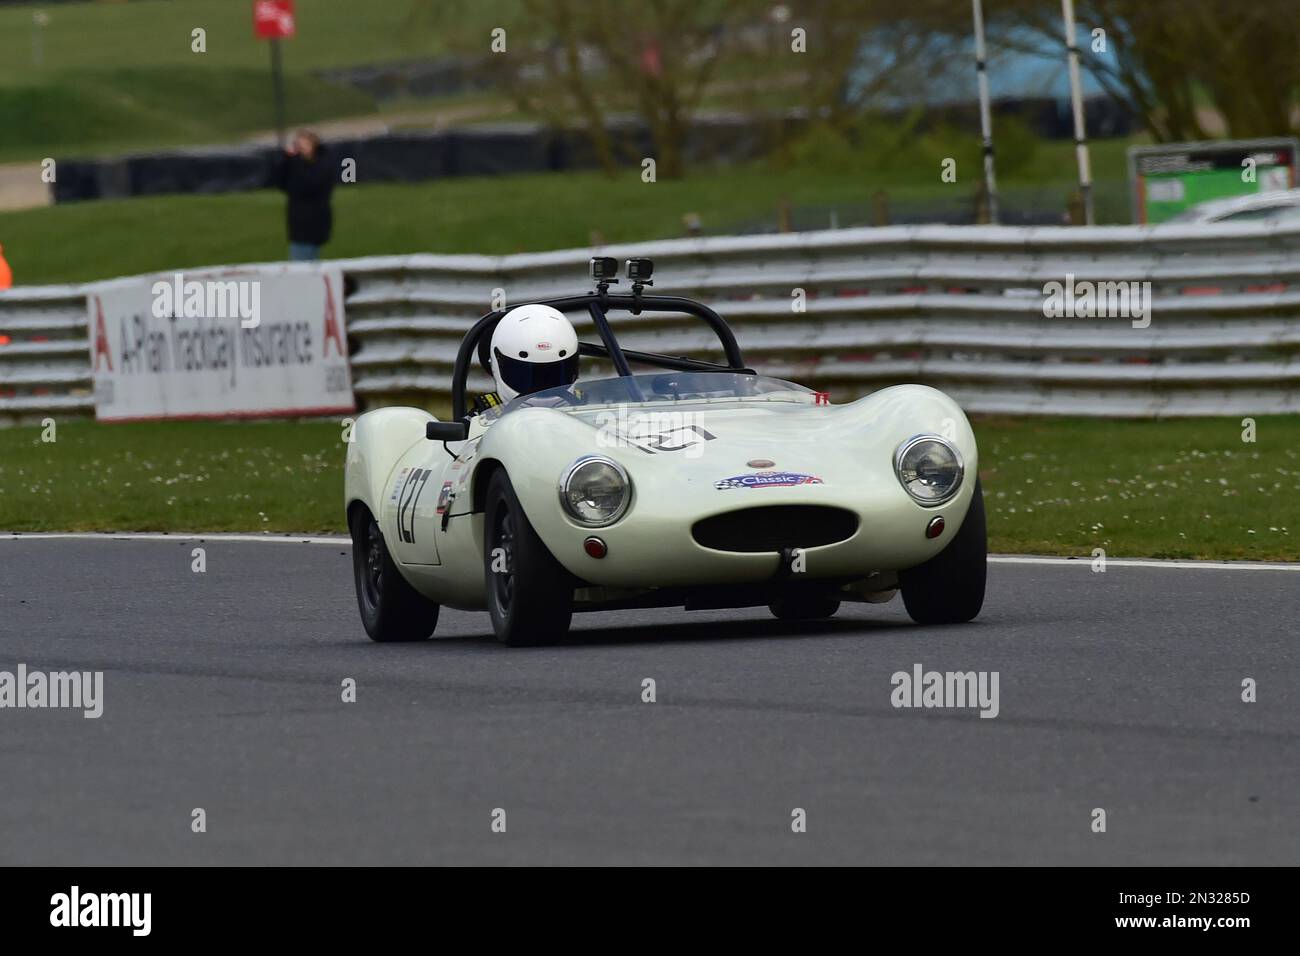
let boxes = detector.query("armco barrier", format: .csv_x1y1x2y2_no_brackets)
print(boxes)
2,221,1299,425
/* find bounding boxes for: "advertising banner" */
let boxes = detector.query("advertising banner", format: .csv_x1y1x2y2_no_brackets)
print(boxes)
1128,139,1298,224
87,267,355,422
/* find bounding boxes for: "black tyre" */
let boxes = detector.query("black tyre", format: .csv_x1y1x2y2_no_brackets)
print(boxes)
898,478,987,625
484,470,574,646
350,504,440,642
769,591,841,620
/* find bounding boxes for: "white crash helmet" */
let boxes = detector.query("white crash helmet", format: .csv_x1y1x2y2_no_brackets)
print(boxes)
489,304,581,402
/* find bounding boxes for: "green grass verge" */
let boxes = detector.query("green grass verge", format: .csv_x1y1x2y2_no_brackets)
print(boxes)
0,420,345,535
1,417,1295,561
977,416,1298,560
0,145,1136,287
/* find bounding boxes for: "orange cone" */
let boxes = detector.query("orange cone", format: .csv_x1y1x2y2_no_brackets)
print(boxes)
0,243,12,289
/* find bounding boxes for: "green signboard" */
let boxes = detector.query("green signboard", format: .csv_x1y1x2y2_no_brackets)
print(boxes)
1127,138,1298,224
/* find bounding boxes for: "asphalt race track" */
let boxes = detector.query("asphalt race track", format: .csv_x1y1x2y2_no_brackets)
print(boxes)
1,536,1297,866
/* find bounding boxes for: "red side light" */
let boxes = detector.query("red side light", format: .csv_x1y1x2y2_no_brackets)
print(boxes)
583,536,607,558
925,516,945,539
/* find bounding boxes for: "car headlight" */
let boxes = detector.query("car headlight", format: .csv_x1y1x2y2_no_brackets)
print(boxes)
894,435,963,505
559,456,631,526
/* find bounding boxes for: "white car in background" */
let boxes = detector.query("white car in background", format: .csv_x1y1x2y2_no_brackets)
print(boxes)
1167,188,1300,224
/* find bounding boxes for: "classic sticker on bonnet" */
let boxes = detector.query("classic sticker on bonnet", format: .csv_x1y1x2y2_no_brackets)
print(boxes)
713,471,824,490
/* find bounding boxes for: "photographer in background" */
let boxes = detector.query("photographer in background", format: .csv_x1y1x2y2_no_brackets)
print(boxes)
273,129,335,261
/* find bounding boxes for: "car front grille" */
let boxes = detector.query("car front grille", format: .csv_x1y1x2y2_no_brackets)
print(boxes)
691,505,860,553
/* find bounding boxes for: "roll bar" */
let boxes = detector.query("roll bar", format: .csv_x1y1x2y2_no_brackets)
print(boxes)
446,290,751,424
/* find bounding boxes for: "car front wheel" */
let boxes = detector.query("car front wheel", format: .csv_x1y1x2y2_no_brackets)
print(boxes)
898,478,987,625
484,470,574,646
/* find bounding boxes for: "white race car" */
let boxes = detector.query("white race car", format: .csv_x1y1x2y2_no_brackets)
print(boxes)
345,257,985,645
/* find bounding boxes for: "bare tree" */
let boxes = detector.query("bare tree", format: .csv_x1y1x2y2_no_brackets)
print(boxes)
422,0,967,177
484,0,754,178
994,0,1300,142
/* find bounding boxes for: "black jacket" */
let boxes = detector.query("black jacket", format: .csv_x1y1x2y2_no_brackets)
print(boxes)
273,150,335,246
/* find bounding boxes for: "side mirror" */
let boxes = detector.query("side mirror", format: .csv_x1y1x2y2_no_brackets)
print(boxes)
426,420,469,442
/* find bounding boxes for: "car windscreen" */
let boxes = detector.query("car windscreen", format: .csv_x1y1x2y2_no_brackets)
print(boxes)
485,372,817,419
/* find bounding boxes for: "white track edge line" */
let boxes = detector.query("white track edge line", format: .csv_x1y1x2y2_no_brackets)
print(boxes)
1,533,1297,570
0,532,348,545
988,555,1300,572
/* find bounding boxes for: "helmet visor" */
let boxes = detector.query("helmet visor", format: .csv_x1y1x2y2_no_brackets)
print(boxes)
494,348,580,397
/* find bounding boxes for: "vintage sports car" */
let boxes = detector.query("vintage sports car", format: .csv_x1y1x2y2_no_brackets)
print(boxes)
345,257,985,645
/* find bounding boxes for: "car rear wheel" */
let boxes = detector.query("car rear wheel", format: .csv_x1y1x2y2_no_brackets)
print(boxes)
898,478,987,625
350,504,440,642
484,470,574,646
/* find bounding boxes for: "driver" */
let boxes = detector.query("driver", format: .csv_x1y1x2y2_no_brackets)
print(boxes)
481,304,581,407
